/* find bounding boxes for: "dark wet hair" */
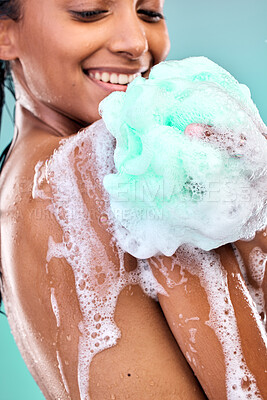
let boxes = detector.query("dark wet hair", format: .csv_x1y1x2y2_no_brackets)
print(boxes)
0,0,21,162
0,0,21,316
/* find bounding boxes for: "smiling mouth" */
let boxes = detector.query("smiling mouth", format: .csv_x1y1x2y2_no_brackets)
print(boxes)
83,69,149,92
90,71,142,84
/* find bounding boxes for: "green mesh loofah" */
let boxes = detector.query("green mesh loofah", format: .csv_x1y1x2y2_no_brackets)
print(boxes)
99,57,267,258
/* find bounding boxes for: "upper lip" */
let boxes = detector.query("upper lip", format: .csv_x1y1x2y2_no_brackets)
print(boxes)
83,66,149,75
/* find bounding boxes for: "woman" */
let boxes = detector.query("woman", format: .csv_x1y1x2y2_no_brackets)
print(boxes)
0,0,266,399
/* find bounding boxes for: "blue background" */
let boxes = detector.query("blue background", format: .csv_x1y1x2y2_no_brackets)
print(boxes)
1,0,267,398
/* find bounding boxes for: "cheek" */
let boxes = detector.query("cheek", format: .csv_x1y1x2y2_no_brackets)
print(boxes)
19,37,80,101
149,25,170,64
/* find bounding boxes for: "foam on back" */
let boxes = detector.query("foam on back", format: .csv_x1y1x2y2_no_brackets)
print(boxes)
33,120,166,400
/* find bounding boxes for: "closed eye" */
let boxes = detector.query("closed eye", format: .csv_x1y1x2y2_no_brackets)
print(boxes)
137,9,164,22
69,10,109,22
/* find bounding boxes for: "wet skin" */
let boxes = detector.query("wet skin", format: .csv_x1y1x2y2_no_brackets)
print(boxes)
1,119,266,399
0,0,266,398
12,0,170,132
0,122,207,399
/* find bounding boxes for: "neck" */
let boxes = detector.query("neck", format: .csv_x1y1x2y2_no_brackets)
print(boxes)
15,102,84,140
12,62,87,140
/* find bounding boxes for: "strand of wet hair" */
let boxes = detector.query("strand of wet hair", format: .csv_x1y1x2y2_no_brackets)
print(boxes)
0,271,6,316
0,0,22,318
0,60,14,170
0,60,15,318
0,60,5,316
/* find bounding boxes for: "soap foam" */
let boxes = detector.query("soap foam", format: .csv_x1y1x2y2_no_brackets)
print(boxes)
189,328,197,344
51,287,60,328
99,57,267,258
232,244,266,329
33,120,166,400
56,350,70,395
171,245,264,400
249,247,267,287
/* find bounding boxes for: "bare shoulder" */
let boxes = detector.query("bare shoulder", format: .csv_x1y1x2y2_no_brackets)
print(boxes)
1,126,206,400
0,128,63,212
0,127,78,247
0,128,70,398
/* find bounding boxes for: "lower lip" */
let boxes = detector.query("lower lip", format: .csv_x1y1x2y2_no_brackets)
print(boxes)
85,73,128,93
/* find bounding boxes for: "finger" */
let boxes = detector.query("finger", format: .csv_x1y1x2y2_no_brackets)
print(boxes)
184,123,213,138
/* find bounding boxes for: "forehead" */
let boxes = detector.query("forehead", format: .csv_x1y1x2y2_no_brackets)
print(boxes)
20,0,164,22
53,0,165,6
22,0,165,13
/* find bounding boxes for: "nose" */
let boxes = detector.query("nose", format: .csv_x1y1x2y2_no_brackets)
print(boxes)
106,11,149,59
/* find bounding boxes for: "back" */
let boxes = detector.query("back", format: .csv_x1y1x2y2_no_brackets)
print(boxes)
0,121,206,400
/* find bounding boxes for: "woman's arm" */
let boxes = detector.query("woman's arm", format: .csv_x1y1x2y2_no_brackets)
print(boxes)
149,243,267,400
234,230,267,324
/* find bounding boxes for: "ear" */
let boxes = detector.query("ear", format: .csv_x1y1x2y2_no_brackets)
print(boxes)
0,19,18,61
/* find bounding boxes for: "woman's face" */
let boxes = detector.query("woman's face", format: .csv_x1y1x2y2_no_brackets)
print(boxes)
14,0,170,126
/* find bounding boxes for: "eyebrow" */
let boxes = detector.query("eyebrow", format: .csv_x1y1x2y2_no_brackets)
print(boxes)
137,0,164,9
61,0,114,6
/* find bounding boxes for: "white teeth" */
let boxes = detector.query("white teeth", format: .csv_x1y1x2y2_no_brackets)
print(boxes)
101,72,110,83
89,71,142,85
110,73,118,84
118,74,128,85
